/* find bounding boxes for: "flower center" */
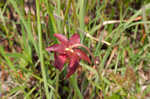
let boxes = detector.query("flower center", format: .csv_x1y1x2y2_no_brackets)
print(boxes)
65,48,74,53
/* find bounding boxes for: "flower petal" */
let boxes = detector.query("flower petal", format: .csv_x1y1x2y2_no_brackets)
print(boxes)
54,53,67,70
46,44,65,53
69,34,80,45
74,49,91,64
66,54,79,78
54,33,68,44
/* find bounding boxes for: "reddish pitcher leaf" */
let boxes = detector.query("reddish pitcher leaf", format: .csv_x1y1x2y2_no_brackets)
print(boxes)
66,56,79,78
54,53,67,70
54,33,68,44
74,49,91,64
69,34,80,45
46,44,65,53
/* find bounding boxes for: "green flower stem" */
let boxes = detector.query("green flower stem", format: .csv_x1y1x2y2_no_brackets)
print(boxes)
70,74,83,99
55,70,59,99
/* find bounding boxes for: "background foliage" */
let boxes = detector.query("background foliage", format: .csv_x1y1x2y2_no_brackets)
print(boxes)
1,0,150,98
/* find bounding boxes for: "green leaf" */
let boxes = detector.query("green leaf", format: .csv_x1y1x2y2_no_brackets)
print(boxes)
105,93,123,99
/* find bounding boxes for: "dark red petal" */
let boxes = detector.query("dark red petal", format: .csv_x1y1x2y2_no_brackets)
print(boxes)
69,34,80,45
54,33,68,44
66,54,79,78
46,44,65,53
54,53,67,70
74,49,91,64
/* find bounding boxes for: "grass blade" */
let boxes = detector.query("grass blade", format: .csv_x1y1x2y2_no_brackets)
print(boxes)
36,0,50,98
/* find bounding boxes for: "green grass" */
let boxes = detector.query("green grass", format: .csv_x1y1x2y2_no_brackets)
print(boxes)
1,0,150,99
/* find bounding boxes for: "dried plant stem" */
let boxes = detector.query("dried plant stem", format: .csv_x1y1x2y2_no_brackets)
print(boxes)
105,47,118,69
53,13,111,45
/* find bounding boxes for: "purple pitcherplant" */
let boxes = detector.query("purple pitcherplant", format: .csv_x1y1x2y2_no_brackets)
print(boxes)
46,33,92,78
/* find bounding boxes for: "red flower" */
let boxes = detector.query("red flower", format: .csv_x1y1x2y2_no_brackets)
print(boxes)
46,33,91,78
